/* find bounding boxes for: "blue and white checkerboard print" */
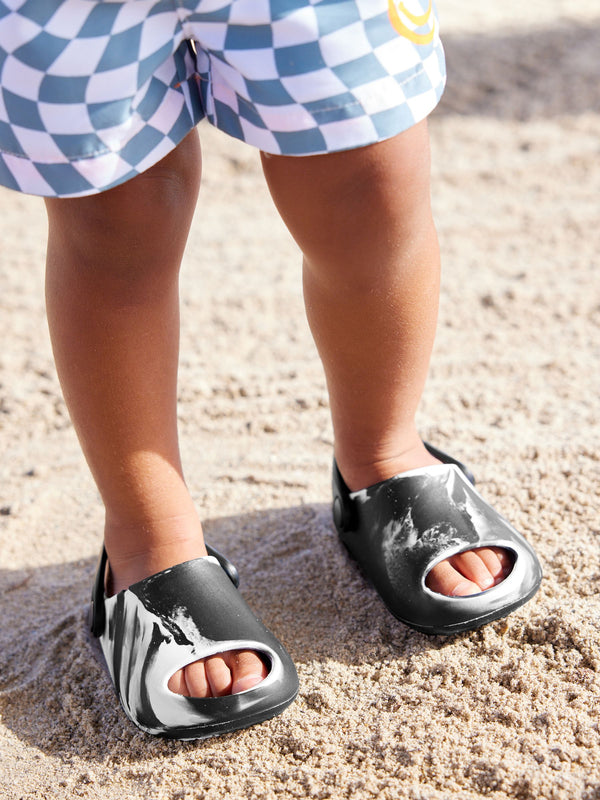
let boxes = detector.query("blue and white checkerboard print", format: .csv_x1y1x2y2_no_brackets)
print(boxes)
0,0,445,197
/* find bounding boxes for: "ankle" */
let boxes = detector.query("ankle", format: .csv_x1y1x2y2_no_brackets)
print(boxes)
335,439,440,492
104,512,207,594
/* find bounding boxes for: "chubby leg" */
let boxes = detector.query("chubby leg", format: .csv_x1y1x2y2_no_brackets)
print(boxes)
261,121,510,596
45,131,266,695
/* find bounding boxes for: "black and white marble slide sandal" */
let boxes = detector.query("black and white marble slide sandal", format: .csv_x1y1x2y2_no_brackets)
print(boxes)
332,444,542,635
89,546,299,739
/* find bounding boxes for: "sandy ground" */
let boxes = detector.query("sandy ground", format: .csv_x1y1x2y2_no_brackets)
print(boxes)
1,2,599,799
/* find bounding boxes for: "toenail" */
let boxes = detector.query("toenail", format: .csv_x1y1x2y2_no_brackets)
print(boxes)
450,580,476,597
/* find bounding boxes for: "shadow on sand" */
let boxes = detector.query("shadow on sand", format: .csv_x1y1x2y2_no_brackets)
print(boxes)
0,502,451,763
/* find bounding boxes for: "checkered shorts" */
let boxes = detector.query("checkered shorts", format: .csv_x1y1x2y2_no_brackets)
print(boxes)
0,0,446,198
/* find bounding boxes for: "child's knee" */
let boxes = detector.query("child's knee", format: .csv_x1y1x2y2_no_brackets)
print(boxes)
45,133,201,275
265,124,433,275
328,128,433,227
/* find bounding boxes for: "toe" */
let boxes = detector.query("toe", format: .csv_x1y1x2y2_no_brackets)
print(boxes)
168,668,191,697
229,650,268,694
183,660,212,698
448,550,496,591
426,559,481,596
475,547,513,582
205,655,234,697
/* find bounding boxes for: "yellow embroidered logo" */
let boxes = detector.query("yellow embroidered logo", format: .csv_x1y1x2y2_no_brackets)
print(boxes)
388,0,435,45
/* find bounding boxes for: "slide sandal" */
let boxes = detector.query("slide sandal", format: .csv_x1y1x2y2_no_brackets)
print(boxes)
332,444,542,635
89,546,299,739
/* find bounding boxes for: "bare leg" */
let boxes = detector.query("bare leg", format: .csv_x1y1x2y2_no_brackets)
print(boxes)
45,131,266,695
261,122,510,596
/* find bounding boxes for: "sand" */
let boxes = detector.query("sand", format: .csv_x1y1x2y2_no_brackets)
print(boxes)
1,2,599,798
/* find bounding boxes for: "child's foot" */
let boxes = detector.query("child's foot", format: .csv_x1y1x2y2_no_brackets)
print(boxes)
337,441,513,598
105,535,268,698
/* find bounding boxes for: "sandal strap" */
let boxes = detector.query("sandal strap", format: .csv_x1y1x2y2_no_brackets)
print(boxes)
423,441,476,484
89,544,239,637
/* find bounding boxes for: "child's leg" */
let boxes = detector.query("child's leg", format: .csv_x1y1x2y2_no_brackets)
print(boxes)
44,131,266,697
261,120,510,597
